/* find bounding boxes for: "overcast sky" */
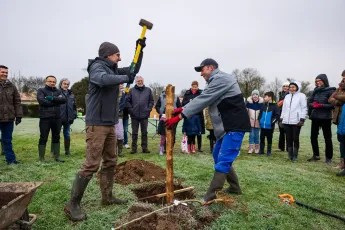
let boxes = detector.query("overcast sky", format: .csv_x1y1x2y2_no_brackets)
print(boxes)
1,0,344,93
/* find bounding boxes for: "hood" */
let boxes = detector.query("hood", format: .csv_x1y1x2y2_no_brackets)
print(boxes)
87,57,116,72
316,74,329,87
246,96,264,104
289,81,302,94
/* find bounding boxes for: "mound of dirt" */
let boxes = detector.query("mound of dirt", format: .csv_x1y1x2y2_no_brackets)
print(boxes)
132,181,195,205
114,160,167,185
114,202,220,230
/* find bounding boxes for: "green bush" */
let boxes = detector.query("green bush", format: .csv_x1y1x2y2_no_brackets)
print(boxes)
27,104,40,117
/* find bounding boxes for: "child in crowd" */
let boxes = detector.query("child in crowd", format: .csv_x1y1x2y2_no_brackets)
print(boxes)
182,114,201,153
205,107,215,153
157,114,166,156
246,90,264,154
116,84,126,157
258,91,280,156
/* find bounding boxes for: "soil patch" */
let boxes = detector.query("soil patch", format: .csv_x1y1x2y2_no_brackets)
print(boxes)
114,202,220,230
132,181,195,205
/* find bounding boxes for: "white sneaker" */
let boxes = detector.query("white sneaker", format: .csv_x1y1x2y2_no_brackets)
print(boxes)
125,144,130,149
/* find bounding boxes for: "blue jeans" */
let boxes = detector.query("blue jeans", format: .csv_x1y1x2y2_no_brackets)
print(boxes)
63,123,71,140
0,122,17,163
213,131,245,173
249,127,260,144
123,119,129,145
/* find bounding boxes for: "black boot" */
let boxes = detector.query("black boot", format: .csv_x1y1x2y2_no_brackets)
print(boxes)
203,171,227,202
292,147,298,162
224,167,242,194
336,169,345,177
118,140,124,157
141,133,150,153
52,143,65,163
267,144,272,156
288,147,293,161
64,173,91,221
100,168,127,205
209,138,214,154
131,134,138,154
259,143,265,154
50,141,55,158
38,145,46,162
197,135,203,152
64,139,71,155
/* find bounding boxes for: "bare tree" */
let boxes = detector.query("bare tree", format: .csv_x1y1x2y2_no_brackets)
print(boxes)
266,77,283,101
236,68,266,98
25,76,45,92
149,82,164,105
300,81,312,95
9,75,26,92
179,88,188,97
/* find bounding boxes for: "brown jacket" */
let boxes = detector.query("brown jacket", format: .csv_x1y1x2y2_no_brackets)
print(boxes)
0,80,23,122
329,89,345,125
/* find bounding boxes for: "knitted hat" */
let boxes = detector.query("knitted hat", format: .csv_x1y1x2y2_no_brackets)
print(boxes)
98,42,120,58
264,91,274,99
342,70,345,76
282,81,290,87
289,82,299,91
251,90,259,95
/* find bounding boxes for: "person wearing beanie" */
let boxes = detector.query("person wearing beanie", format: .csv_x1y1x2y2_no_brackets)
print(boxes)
258,91,280,156
165,58,250,202
182,80,205,153
329,71,345,175
64,38,146,222
277,81,290,152
307,74,336,164
246,89,264,154
280,81,307,162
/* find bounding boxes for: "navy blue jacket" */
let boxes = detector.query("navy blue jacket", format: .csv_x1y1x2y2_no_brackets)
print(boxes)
182,114,202,135
60,89,77,124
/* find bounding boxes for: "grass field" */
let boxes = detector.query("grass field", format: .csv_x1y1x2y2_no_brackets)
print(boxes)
1,118,345,230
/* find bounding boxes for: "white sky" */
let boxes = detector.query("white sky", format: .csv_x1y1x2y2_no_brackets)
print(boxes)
1,0,344,93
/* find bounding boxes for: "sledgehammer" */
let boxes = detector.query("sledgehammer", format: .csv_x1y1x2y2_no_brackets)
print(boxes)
125,19,153,93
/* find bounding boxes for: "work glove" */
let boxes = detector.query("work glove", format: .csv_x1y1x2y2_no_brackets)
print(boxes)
128,72,136,84
15,117,22,126
165,115,182,128
296,120,305,127
312,102,322,109
136,37,146,50
173,107,184,116
45,95,54,101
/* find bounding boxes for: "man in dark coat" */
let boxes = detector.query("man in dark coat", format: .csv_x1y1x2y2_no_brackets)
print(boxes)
37,75,66,162
182,81,205,152
64,39,145,222
126,76,154,153
0,65,23,164
307,74,336,163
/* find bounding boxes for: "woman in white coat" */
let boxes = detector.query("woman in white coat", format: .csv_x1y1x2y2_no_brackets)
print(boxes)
280,81,307,162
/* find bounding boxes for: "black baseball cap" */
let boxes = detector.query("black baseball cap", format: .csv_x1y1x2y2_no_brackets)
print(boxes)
194,58,219,72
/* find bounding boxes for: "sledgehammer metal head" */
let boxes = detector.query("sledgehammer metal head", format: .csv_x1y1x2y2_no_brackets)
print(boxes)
139,19,153,30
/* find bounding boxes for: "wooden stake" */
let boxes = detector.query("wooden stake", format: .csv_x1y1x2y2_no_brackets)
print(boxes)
138,186,195,201
165,84,175,204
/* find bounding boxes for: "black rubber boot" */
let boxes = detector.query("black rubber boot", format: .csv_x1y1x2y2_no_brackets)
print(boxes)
131,134,138,154
141,134,150,153
52,143,65,163
224,167,242,194
197,135,203,152
307,155,321,162
259,143,265,154
38,145,46,162
100,168,127,205
203,171,227,202
64,139,71,156
267,144,272,156
292,147,298,162
209,138,214,154
64,173,91,221
287,147,293,160
118,140,124,157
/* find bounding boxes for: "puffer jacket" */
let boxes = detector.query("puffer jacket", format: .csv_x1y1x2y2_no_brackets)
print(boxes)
60,89,77,124
308,74,335,120
182,114,201,136
37,85,66,119
0,80,23,122
182,69,251,140
126,85,154,120
277,90,289,114
329,81,345,125
246,96,264,128
183,89,205,134
258,102,280,129
281,81,308,125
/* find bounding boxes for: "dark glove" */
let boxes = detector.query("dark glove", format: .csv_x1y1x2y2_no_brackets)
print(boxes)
296,120,305,127
136,37,146,50
128,73,136,84
173,107,184,115
165,115,182,128
15,117,22,126
45,95,53,101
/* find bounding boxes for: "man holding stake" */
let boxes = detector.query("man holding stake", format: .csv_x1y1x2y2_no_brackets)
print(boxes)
166,58,251,202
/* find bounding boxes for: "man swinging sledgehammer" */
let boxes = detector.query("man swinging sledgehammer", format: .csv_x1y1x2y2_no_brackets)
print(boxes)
165,58,251,201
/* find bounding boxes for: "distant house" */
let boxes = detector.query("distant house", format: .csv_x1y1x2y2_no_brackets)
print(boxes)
20,92,38,105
